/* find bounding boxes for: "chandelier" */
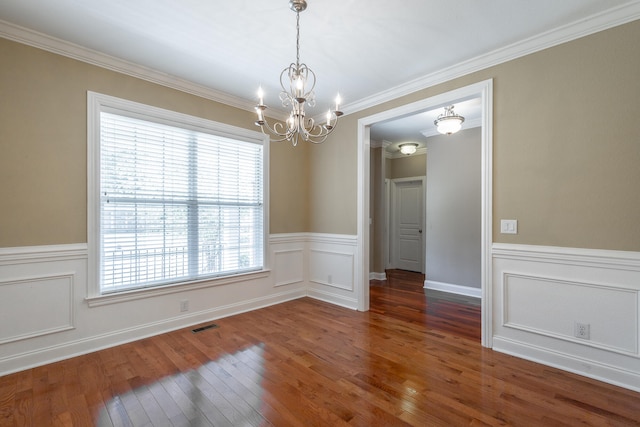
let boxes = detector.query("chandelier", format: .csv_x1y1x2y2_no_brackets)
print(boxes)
434,105,465,135
254,0,343,146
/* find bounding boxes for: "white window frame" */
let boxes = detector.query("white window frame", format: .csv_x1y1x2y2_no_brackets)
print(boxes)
86,91,269,304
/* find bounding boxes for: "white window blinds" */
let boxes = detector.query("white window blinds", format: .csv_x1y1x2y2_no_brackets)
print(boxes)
99,111,264,293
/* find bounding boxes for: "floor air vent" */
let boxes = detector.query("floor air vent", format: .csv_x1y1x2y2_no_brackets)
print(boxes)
192,324,219,333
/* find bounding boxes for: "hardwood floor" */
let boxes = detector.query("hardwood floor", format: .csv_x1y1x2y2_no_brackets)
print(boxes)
1,269,639,426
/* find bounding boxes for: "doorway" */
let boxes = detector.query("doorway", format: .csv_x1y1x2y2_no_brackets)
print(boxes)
389,177,425,273
355,79,493,348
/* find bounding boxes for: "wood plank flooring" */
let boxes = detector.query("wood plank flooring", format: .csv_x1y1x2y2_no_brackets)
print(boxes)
1,269,639,426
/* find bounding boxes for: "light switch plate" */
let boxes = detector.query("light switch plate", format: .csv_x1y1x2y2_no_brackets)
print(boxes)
500,219,518,234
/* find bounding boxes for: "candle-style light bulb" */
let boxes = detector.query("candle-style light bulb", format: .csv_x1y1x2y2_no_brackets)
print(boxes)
335,94,341,111
257,86,264,105
295,75,304,97
326,110,331,126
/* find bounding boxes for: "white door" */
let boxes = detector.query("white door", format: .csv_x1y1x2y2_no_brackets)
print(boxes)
390,178,424,272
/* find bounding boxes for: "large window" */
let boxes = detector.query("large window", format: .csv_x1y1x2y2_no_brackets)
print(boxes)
88,92,267,296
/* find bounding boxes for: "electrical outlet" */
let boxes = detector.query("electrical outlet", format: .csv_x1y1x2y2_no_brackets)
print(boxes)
180,300,189,312
574,322,590,339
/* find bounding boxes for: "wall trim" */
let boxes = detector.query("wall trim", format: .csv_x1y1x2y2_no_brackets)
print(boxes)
424,280,482,299
307,288,358,311
269,233,310,244
0,273,76,344
0,235,357,374
343,2,640,114
307,233,358,308
273,249,304,287
502,272,639,355
0,288,305,377
493,336,640,393
493,242,640,271
369,272,387,281
0,243,87,265
0,20,256,114
492,242,640,393
308,233,358,246
3,4,638,119
309,249,354,291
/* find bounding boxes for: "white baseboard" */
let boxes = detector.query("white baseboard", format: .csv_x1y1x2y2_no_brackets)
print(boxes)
307,288,358,310
369,272,387,281
493,336,640,393
424,280,482,298
0,288,306,376
0,234,360,375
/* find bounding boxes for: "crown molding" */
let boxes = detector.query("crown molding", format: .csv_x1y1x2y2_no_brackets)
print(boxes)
1,2,639,118
0,19,257,114
342,1,640,115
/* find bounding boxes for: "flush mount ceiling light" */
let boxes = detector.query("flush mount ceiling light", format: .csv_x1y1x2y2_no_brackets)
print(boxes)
434,105,465,135
399,143,418,155
254,0,342,146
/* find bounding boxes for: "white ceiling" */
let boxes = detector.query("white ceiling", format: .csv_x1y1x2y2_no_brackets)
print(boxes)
1,0,638,148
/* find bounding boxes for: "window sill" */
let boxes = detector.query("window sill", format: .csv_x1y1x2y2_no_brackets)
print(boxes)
85,269,271,308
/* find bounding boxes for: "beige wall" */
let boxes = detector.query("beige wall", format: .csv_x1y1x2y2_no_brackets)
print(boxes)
388,154,427,180
307,124,358,235
3,20,640,251
311,20,640,252
0,38,308,247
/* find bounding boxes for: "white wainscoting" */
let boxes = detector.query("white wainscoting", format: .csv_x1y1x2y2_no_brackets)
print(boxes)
0,233,358,375
270,233,306,288
0,244,86,346
0,273,75,344
492,243,640,392
307,233,359,309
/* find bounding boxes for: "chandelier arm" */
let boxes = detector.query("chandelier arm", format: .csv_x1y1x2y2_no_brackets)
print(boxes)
302,119,328,138
257,117,294,142
305,134,330,144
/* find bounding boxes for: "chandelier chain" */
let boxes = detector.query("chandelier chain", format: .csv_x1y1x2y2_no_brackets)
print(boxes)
296,11,300,67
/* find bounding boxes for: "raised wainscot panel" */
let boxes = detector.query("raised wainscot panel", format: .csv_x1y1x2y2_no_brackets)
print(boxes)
309,249,354,291
0,273,75,344
273,249,304,287
503,273,638,355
